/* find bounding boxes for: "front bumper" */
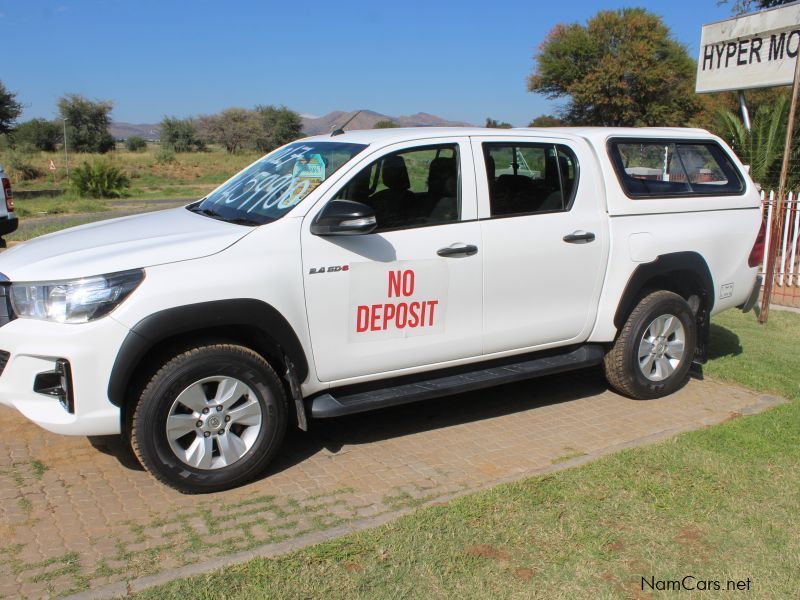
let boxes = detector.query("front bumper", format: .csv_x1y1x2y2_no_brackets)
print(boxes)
0,316,130,435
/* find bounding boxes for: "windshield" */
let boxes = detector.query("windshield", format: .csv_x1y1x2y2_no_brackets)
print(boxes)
189,141,367,225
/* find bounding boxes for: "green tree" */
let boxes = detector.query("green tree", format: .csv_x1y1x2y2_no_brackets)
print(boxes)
528,8,699,126
58,94,115,153
11,118,61,151
0,81,22,135
373,119,398,129
254,105,303,152
159,117,204,152
714,94,798,189
199,108,259,154
528,114,564,127
485,118,513,129
722,0,793,15
125,135,147,152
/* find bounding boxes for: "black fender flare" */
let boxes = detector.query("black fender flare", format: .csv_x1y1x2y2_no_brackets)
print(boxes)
614,251,715,329
613,252,715,362
107,299,308,407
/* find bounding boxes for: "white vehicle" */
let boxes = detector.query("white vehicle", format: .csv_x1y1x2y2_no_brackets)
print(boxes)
0,164,19,246
0,127,763,492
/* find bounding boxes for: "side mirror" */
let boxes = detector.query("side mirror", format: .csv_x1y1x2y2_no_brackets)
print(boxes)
310,199,377,236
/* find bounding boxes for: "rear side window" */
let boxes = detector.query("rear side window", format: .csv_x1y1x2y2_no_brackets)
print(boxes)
608,139,744,198
483,142,579,217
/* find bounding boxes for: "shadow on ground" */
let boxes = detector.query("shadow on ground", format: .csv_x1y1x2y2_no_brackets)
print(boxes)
89,367,610,479
708,323,742,360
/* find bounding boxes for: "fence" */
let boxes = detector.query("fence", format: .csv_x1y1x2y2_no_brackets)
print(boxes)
760,189,800,308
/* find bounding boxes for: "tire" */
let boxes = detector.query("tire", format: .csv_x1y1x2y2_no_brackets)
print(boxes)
604,290,697,400
131,344,287,493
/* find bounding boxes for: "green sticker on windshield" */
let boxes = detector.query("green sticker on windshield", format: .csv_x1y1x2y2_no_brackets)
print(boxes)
278,154,327,209
292,153,326,179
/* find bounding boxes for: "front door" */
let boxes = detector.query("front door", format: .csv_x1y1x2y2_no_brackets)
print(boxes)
301,138,483,383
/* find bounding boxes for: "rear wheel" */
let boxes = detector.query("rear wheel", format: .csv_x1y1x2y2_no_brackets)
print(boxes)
604,291,697,399
131,344,287,493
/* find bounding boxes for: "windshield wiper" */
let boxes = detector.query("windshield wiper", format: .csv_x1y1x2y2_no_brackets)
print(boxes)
187,205,223,218
187,204,266,226
226,216,264,226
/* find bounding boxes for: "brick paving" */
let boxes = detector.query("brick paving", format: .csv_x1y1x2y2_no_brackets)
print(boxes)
0,368,780,598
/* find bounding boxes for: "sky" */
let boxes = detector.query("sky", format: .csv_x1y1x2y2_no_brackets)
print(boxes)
1,0,738,126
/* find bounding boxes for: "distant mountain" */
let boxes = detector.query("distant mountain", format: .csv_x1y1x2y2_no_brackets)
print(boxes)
301,110,472,135
110,122,160,141
109,110,472,141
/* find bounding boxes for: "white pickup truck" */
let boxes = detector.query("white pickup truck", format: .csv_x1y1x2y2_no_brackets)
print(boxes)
0,164,18,246
0,127,763,492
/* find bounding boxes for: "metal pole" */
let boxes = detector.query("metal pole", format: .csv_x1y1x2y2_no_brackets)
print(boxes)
759,55,800,323
739,90,751,131
62,119,69,180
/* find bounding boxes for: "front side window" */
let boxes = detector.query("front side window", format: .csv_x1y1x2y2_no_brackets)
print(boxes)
334,144,461,231
483,142,578,217
609,139,745,198
191,141,367,225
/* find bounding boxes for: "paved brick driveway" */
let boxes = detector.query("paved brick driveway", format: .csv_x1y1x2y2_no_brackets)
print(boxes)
0,368,780,598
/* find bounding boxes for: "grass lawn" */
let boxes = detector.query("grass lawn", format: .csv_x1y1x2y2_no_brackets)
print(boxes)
135,309,800,599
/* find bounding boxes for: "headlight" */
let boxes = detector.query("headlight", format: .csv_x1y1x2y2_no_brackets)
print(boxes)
10,269,144,324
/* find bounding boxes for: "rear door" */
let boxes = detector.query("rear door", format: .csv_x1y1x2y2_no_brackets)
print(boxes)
471,136,607,354
301,138,483,383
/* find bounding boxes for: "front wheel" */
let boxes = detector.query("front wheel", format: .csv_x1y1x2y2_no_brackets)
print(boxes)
131,344,287,493
604,290,697,400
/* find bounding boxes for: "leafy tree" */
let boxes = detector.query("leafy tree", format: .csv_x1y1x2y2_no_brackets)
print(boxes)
58,94,115,153
199,108,259,154
11,118,61,151
125,136,147,152
0,81,22,135
159,117,204,152
722,0,793,15
528,114,564,127
155,147,176,164
485,118,513,129
373,119,398,129
528,8,699,126
254,105,303,152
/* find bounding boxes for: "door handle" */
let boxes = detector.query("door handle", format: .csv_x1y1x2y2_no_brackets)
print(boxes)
437,244,478,257
563,231,596,244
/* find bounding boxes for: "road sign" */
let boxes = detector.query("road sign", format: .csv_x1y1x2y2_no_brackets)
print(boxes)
696,3,800,93
48,160,56,172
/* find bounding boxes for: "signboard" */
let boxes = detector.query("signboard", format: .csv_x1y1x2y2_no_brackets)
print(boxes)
48,160,56,172
696,3,800,93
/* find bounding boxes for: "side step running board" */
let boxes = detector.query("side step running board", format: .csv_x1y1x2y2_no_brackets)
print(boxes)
310,344,605,419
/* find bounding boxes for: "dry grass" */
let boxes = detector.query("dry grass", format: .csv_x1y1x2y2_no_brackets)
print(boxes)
0,144,261,200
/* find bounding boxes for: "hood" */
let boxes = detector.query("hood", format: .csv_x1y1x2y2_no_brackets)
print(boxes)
0,207,253,281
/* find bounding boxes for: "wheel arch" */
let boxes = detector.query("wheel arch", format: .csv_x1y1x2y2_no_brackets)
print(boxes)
108,299,309,414
613,252,714,361
614,252,714,329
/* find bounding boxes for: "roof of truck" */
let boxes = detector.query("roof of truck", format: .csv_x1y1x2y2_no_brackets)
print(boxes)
301,126,715,146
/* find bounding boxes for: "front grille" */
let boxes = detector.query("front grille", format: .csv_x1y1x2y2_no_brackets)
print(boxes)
0,285,14,328
0,351,9,376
